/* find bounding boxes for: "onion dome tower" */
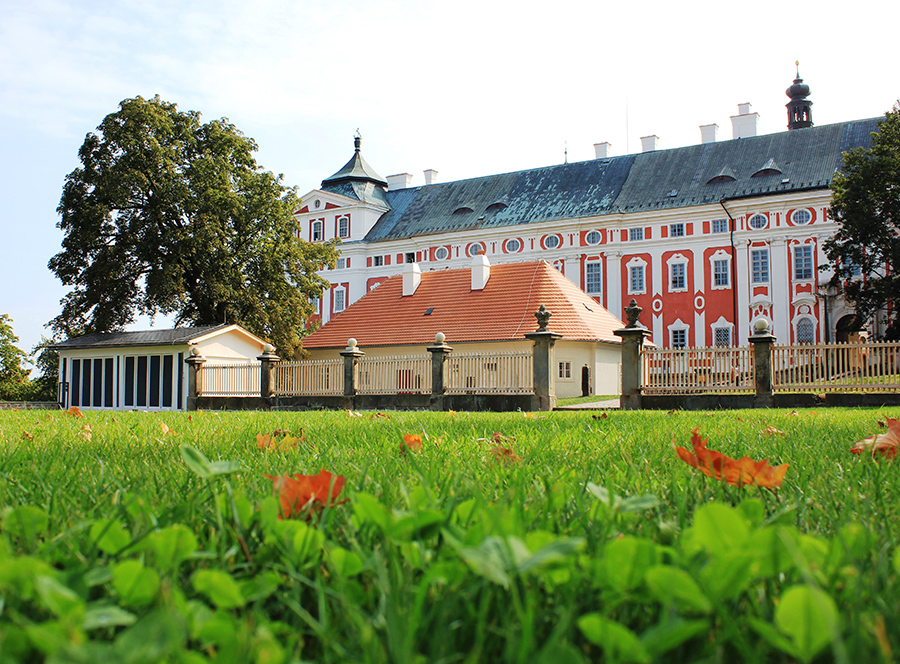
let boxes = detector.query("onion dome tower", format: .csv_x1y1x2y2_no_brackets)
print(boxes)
786,62,813,130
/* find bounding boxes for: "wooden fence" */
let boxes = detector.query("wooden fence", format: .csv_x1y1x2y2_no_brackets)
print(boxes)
447,351,533,394
199,362,261,397
772,340,900,393
273,359,344,396
358,354,433,395
642,346,755,394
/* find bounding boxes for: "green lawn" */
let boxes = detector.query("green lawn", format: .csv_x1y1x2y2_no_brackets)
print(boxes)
1,407,899,663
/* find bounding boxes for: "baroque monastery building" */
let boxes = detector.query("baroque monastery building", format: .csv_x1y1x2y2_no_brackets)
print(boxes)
296,73,881,349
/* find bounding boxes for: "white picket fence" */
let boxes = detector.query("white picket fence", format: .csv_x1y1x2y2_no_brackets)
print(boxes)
772,341,900,393
447,351,533,394
273,359,344,396
199,362,261,397
357,354,433,395
642,346,755,394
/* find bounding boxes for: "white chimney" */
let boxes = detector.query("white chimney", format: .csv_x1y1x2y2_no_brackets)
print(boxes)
387,173,413,190
640,135,658,152
731,103,759,139
402,262,421,296
594,142,611,159
471,252,490,291
423,169,438,185
700,123,718,144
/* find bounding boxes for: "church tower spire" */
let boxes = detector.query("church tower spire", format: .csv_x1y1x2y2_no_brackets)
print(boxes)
786,61,813,130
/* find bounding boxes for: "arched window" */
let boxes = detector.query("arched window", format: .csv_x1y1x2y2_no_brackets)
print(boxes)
311,220,323,241
797,318,815,344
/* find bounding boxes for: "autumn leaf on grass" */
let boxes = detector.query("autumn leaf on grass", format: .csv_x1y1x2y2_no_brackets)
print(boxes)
850,417,900,458
592,413,609,420
763,425,783,435
160,422,175,436
257,429,305,451
66,406,84,418
370,412,391,419
345,410,362,418
22,431,34,441
81,425,93,441
265,469,347,520
448,410,457,417
490,444,522,463
674,428,788,489
400,434,422,454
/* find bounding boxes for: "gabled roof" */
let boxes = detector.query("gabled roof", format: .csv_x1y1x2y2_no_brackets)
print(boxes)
51,324,267,350
302,261,625,349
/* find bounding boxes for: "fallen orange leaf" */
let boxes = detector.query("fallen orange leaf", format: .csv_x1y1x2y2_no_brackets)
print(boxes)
448,410,457,417
22,431,34,441
850,418,900,458
80,425,93,442
675,428,788,489
400,434,422,453
66,406,84,418
490,445,522,463
257,429,304,451
345,410,362,418
370,412,391,419
160,422,175,435
264,469,347,520
763,425,783,435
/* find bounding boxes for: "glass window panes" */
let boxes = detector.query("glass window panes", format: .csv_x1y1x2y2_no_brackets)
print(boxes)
749,214,768,229
544,235,560,249
338,217,350,237
334,289,345,312
505,238,521,252
312,221,323,241
794,246,813,280
558,361,571,379
585,230,602,245
670,263,686,290
585,262,602,294
670,223,684,237
712,218,728,234
714,327,731,347
751,249,769,283
435,247,449,260
629,265,645,293
671,329,687,348
797,318,815,344
714,259,730,287
373,255,384,267
792,209,811,225
629,227,644,241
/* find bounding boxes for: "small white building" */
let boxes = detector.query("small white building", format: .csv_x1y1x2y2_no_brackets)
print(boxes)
302,256,627,397
52,324,267,410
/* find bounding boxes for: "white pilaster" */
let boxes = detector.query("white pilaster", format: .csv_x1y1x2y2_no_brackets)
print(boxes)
604,251,622,319
735,239,750,340
769,237,790,337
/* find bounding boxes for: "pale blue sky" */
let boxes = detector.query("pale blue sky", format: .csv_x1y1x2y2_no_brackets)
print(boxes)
1,0,897,364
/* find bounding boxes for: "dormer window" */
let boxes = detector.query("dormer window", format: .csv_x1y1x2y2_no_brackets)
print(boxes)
751,158,783,178
453,206,475,215
706,165,737,184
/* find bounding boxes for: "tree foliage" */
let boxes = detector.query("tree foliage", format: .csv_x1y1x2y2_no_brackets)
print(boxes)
0,315,31,400
824,103,900,339
49,95,338,356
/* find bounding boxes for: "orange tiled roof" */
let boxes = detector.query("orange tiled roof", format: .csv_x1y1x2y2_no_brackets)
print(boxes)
303,261,625,349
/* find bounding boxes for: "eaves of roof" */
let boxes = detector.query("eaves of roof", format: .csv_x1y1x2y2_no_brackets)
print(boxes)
51,324,233,350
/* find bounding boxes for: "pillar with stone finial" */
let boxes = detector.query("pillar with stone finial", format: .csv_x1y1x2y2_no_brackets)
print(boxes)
525,304,563,411
749,318,776,408
184,346,207,411
340,338,365,409
428,332,453,410
614,299,652,410
257,344,281,400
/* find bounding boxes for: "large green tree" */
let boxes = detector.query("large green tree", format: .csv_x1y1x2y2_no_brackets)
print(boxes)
0,314,30,400
49,95,338,356
824,103,900,339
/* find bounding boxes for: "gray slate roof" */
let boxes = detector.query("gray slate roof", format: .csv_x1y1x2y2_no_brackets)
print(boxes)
51,325,230,350
361,118,880,242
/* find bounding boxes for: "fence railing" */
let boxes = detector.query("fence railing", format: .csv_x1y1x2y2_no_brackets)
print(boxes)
642,346,755,394
273,359,344,396
447,351,533,394
199,362,261,397
357,354,432,395
773,341,900,393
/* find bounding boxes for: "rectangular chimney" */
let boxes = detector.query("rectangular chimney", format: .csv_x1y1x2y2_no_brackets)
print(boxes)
423,169,438,185
402,262,421,296
594,142,611,159
700,123,718,144
471,253,490,291
640,135,658,152
730,103,759,139
387,173,413,190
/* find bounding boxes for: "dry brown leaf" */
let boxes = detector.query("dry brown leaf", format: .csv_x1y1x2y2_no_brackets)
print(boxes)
763,425,783,435
850,418,900,458
675,428,789,489
66,406,84,418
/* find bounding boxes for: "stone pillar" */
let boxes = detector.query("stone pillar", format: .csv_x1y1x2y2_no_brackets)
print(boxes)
257,344,281,400
427,332,453,410
184,347,207,411
340,338,365,409
614,299,652,410
749,318,776,408
524,305,563,411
